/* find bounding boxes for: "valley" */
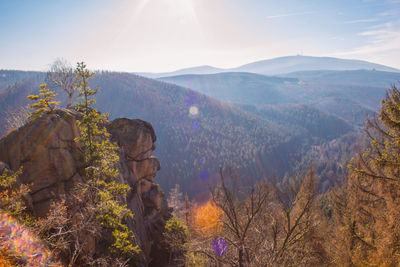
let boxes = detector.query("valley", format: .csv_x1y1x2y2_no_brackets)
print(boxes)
1,56,399,199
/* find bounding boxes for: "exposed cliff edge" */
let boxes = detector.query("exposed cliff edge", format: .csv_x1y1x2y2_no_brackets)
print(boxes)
0,109,170,266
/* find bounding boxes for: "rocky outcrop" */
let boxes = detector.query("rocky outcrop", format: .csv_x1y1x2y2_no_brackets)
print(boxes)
0,109,170,266
107,118,170,265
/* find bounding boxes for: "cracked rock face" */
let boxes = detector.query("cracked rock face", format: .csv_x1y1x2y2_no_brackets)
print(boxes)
0,109,84,217
107,118,170,265
0,109,170,266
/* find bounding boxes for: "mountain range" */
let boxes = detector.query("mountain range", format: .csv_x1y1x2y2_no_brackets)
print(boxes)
1,55,400,197
159,69,400,126
137,55,399,78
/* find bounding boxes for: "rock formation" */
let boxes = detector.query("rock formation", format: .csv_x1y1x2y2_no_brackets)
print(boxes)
0,109,170,266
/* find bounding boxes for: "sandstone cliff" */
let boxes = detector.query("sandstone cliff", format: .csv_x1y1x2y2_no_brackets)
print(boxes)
0,109,170,266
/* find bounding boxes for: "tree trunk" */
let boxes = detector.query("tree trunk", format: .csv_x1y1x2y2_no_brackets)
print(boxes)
66,94,73,109
239,247,244,267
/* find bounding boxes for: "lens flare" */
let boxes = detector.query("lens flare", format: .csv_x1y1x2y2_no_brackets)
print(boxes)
189,106,199,117
0,212,59,266
193,201,223,237
213,237,228,256
200,170,210,180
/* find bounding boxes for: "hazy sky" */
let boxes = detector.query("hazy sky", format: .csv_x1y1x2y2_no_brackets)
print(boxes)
1,0,399,72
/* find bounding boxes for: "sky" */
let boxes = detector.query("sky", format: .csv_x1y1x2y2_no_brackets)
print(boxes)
1,0,399,72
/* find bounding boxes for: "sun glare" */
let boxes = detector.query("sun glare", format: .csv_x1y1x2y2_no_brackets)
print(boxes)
193,201,223,237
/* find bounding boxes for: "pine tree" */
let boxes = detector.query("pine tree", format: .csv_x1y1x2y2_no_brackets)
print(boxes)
163,216,188,265
337,85,400,265
73,62,140,260
27,84,60,118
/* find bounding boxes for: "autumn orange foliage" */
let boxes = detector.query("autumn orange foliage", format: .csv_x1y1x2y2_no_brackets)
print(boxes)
192,200,223,237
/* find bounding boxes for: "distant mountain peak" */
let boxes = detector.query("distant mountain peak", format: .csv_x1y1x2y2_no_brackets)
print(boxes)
136,55,399,78
232,55,399,75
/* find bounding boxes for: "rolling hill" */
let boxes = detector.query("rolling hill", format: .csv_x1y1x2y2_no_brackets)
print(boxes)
159,69,400,127
138,55,399,78
0,70,42,93
136,65,224,79
230,55,399,75
2,64,398,197
0,70,347,198
159,72,297,105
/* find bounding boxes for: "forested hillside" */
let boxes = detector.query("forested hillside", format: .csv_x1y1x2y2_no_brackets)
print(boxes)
2,66,400,266
0,70,342,198
159,70,400,128
159,72,297,105
0,70,42,93
158,69,400,193
1,68,397,198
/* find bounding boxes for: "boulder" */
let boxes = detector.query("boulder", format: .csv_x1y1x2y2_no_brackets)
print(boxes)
0,109,83,216
0,109,170,266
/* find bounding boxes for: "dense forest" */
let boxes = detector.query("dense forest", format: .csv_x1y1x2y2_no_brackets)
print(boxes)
164,84,400,266
3,67,398,198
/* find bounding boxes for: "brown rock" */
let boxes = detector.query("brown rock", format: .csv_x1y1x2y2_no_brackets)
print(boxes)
0,109,171,266
107,118,156,161
130,156,160,179
139,178,153,194
0,110,82,197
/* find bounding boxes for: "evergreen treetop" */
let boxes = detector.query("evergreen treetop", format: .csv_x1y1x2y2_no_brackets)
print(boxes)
27,83,60,118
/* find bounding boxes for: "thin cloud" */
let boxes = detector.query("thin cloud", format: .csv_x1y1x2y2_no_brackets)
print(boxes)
342,18,378,24
358,30,387,36
329,20,400,67
266,11,315,19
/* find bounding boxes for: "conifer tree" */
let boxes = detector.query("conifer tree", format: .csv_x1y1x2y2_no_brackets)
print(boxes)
333,85,400,265
163,216,188,265
27,84,60,118
73,62,140,260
